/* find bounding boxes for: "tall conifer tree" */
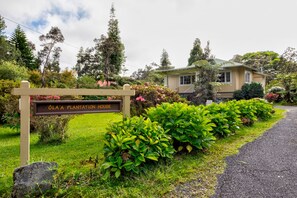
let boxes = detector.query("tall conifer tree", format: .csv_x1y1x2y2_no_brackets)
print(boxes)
0,16,20,62
159,49,172,69
188,38,204,66
97,4,125,82
11,25,37,70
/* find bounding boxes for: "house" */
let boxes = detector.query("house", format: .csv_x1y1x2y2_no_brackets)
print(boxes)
158,59,266,98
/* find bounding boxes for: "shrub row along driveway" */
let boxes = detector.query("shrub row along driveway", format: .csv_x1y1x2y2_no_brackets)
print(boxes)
213,106,297,198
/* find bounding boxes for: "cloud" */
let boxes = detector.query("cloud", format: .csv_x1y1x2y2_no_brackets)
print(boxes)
1,0,297,76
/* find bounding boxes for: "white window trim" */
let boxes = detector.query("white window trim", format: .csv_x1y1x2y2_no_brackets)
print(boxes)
219,71,232,84
164,76,168,87
245,71,252,83
179,75,196,86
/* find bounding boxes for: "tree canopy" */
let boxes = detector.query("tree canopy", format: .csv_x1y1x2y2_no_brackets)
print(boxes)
159,49,172,70
189,60,220,105
38,26,64,87
235,49,297,83
241,51,280,72
10,25,37,70
74,4,125,82
0,16,21,63
98,4,125,82
188,38,213,66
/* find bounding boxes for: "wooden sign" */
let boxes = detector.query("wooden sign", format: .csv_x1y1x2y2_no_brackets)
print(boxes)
33,100,122,116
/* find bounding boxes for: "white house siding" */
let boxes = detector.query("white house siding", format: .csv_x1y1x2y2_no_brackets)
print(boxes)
167,75,179,92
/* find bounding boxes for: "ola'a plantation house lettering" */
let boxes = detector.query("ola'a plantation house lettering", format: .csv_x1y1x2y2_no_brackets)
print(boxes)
47,104,111,111
34,100,121,116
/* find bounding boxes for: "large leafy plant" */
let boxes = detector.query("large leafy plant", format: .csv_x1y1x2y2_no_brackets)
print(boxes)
235,100,258,126
102,116,174,179
146,102,215,152
205,102,241,137
249,99,273,121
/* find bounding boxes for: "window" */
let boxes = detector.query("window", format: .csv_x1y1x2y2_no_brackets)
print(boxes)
218,71,231,83
180,75,195,85
245,71,251,83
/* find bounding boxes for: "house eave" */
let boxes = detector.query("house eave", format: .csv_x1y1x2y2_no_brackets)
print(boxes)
156,58,262,74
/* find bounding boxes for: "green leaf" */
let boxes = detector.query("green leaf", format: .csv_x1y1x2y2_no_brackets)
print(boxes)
111,167,118,172
135,139,140,147
111,134,118,141
137,155,145,162
115,169,121,178
102,170,110,180
146,155,158,161
138,135,147,141
122,136,137,143
178,146,183,152
161,143,168,148
117,156,123,166
123,161,134,167
186,144,193,153
103,140,111,148
101,162,113,170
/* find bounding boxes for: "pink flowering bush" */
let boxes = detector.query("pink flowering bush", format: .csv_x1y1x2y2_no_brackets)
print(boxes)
265,93,280,103
136,95,145,102
264,86,284,103
130,84,187,116
32,95,61,100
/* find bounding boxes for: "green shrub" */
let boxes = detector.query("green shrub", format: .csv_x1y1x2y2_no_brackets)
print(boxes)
102,116,174,179
0,80,20,124
29,95,73,143
0,61,29,81
275,73,297,104
35,115,73,144
28,70,42,87
233,90,244,100
234,82,264,100
146,103,215,152
225,101,242,132
249,99,273,121
77,75,97,89
241,82,264,99
2,97,20,130
235,100,258,126
130,84,186,116
205,102,241,137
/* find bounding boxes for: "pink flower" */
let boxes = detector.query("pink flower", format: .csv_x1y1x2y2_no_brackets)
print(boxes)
53,95,60,100
136,96,145,102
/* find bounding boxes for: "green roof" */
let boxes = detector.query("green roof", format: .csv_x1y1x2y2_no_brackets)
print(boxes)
156,58,257,73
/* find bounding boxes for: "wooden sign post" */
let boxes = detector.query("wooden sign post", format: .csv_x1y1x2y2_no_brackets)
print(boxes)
19,81,30,167
12,81,135,166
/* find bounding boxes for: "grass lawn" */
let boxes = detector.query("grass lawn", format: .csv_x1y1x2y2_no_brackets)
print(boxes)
0,109,285,197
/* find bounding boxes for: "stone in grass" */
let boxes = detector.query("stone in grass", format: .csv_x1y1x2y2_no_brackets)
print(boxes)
12,162,58,198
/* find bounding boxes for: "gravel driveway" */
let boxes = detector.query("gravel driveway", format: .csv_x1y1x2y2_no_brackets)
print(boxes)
213,106,297,198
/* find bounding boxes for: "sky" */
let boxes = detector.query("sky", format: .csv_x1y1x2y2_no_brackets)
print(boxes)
1,0,297,75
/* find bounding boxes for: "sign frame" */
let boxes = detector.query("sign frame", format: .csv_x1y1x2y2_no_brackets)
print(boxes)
12,81,135,166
